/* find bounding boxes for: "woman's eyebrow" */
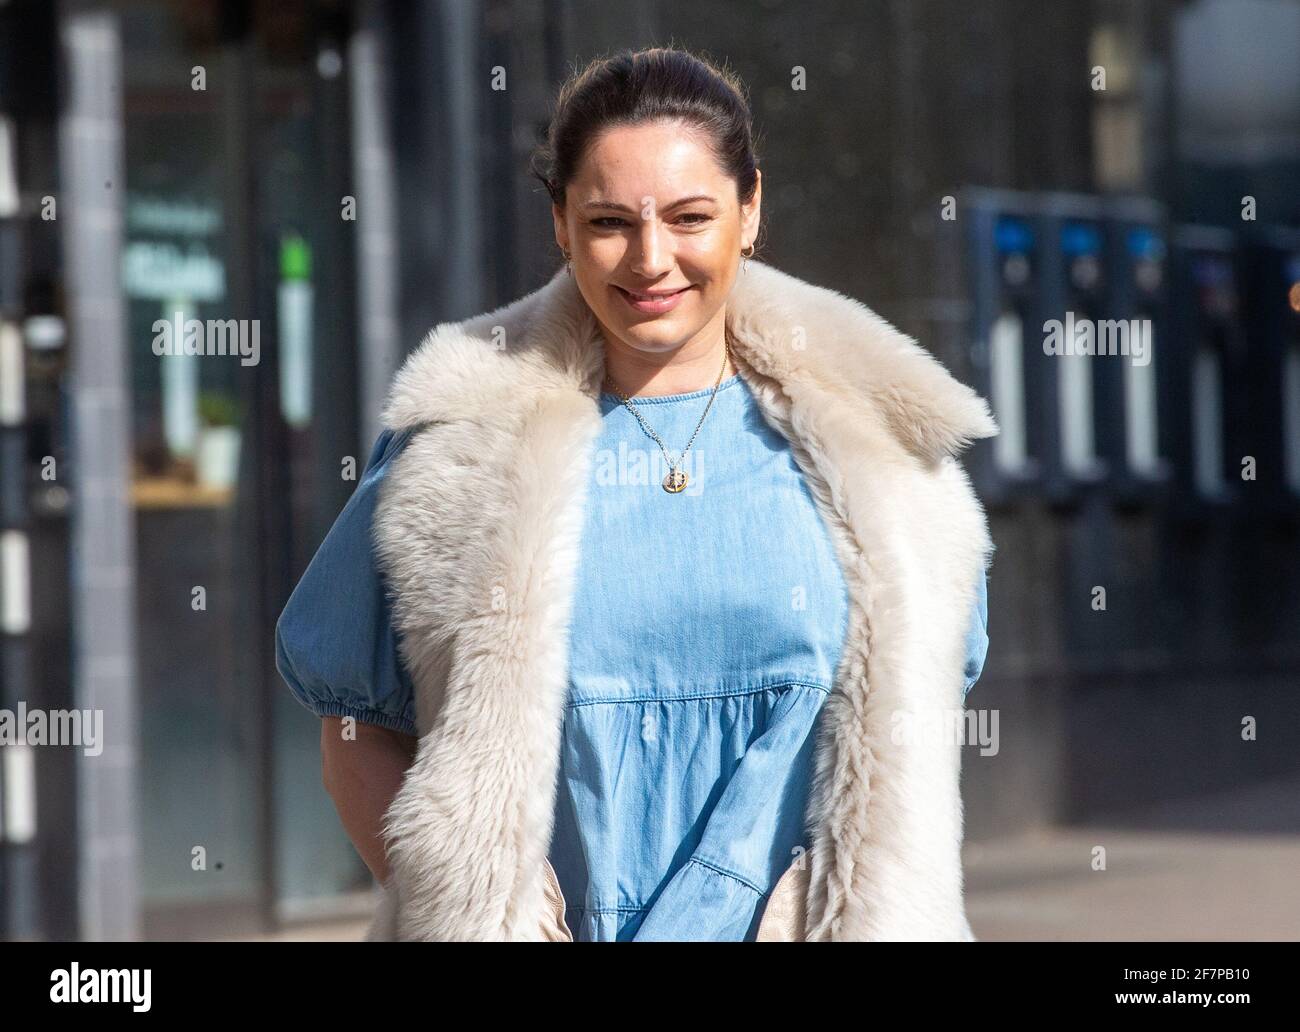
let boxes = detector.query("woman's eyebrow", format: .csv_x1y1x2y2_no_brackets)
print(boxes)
580,194,718,213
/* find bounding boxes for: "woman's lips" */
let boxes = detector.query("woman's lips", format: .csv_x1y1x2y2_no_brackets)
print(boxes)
614,284,693,314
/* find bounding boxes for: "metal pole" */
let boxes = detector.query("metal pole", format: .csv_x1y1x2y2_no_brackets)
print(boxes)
0,106,40,937
348,0,404,452
57,0,140,941
437,0,484,316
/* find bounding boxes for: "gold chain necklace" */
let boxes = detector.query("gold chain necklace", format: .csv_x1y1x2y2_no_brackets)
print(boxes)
604,335,734,494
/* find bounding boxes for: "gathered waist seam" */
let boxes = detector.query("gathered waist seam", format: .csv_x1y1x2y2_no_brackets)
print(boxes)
567,677,832,708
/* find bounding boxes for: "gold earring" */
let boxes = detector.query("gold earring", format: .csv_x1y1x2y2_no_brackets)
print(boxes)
562,248,572,275
741,243,755,272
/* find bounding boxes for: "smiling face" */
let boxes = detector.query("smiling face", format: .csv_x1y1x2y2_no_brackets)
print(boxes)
552,119,761,363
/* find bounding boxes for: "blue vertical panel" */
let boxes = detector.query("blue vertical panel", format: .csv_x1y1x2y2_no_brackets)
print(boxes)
1102,199,1173,507
1035,194,1109,507
960,186,1044,506
1167,225,1246,517
1242,226,1300,519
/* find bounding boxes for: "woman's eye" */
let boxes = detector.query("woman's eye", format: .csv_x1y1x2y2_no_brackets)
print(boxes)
590,214,710,228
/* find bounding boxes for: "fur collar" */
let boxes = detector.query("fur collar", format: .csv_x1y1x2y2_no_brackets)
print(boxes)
380,259,996,465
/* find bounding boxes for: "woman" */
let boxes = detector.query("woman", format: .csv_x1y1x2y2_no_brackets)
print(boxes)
276,46,996,942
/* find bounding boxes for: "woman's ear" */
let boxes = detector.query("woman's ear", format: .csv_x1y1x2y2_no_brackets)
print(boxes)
742,169,762,248
552,202,569,254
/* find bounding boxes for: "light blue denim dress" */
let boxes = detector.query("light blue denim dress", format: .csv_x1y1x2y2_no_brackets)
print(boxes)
276,373,990,941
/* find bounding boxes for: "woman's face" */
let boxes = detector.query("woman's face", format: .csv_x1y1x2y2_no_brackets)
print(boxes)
553,119,761,358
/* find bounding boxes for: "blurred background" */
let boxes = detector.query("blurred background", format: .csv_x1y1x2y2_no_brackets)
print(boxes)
0,0,1297,941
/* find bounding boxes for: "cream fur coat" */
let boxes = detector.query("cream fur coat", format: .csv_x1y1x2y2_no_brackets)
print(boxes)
364,259,997,941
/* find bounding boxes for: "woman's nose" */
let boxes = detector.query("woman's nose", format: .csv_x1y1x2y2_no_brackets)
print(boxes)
629,219,674,278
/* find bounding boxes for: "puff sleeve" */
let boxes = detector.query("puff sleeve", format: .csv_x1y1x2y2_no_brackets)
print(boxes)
275,427,418,736
961,567,990,700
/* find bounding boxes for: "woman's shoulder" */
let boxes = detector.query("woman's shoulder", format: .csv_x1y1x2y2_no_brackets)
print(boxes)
366,424,417,471
380,276,572,433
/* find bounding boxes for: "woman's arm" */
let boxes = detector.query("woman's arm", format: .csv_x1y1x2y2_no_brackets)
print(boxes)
320,716,418,885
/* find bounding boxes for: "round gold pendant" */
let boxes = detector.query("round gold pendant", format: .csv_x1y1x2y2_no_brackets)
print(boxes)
663,469,688,493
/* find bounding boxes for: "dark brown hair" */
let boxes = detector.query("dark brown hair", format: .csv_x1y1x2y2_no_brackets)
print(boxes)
530,46,764,238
